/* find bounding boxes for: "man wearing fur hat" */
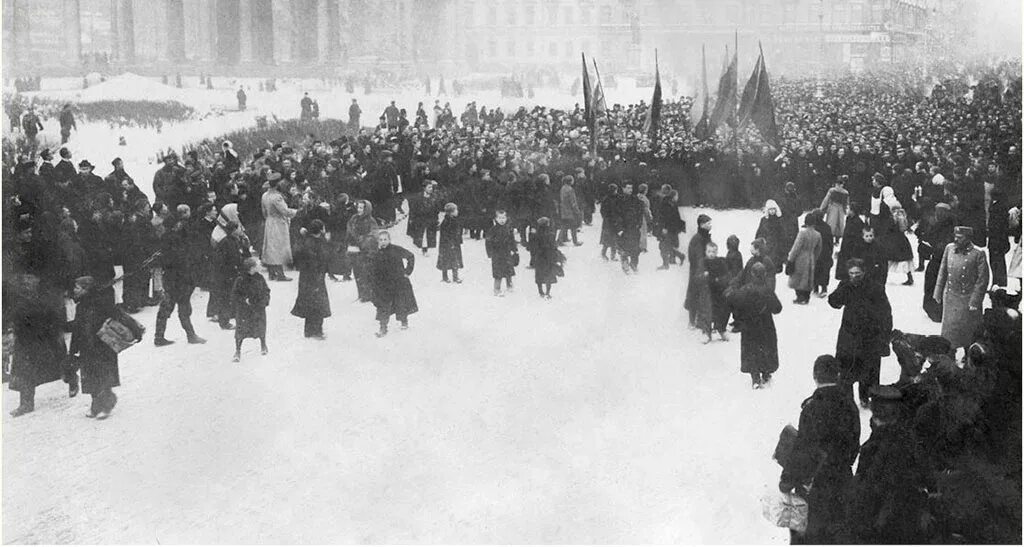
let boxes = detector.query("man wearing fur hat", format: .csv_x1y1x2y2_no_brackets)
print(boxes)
933,226,990,352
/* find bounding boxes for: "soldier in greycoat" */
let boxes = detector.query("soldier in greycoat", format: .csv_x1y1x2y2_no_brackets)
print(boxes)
828,258,893,407
933,226,990,351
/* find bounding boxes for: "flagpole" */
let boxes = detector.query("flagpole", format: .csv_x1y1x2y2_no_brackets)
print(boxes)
733,29,740,169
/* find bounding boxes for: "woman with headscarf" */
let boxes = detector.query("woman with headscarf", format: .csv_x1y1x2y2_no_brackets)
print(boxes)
755,200,786,274
70,276,142,419
347,200,381,303
727,262,782,389
210,204,252,330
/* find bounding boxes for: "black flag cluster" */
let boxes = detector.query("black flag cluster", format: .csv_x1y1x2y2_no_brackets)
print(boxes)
696,39,779,148
737,45,779,148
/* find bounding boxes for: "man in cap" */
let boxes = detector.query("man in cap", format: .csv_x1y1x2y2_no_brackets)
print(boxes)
154,205,207,347
53,147,76,185
829,258,893,408
845,385,930,544
74,160,105,198
261,173,298,281
153,152,186,206
780,354,860,544
933,226,990,352
58,103,76,144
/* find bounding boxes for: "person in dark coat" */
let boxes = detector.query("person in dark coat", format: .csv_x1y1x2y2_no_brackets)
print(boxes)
922,203,956,322
838,226,887,285
291,220,332,339
756,200,787,273
529,217,565,299
693,241,731,343
326,194,355,281
987,186,1011,287
231,257,270,361
371,231,418,337
70,276,143,419
406,181,441,255
599,184,621,260
436,202,464,283
485,209,518,296
844,386,930,544
3,273,69,417
779,355,860,544
828,258,893,407
347,200,380,303
684,214,713,328
727,262,782,389
121,198,156,312
809,210,834,296
655,189,686,270
617,183,644,273
153,206,207,347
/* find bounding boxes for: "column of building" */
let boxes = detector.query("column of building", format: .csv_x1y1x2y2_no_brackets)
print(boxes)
63,0,82,66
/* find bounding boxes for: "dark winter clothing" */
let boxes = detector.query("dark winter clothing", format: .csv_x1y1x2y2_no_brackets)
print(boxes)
231,271,270,340
290,235,332,321
828,279,892,403
485,223,518,279
436,215,464,271
728,284,782,376
371,244,418,322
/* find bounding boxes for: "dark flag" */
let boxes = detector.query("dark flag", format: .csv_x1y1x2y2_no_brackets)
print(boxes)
643,50,662,140
737,43,779,148
709,44,738,131
590,59,607,153
581,53,593,125
690,44,712,139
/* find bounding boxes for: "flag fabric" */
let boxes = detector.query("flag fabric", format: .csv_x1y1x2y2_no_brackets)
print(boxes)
591,60,607,119
709,45,737,131
581,53,593,125
737,45,779,148
690,44,711,139
643,52,662,140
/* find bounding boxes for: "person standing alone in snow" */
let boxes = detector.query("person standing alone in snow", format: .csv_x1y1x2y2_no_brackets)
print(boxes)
485,210,518,296
231,257,269,362
371,231,418,337
437,203,464,283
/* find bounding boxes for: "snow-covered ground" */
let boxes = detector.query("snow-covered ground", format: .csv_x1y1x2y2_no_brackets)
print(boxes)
3,206,942,543
4,78,947,543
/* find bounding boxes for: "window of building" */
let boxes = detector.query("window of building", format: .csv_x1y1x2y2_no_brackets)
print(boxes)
601,5,612,23
565,41,573,57
507,4,517,25
507,40,516,57
564,6,573,24
549,42,558,56
526,41,535,56
489,40,497,56
487,6,497,25
850,3,863,25
549,5,559,25
525,5,535,24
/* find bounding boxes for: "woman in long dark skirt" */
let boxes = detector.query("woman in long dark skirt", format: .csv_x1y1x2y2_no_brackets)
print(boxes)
437,202,464,283
291,220,332,339
3,273,69,417
727,263,783,389
529,217,566,299
231,257,270,361
71,276,142,419
810,209,834,296
371,231,418,337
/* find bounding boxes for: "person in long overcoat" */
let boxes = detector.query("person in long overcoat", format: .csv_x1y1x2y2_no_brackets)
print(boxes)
406,181,441,254
828,258,893,407
347,200,381,303
819,177,849,244
208,204,250,324
291,220,332,339
71,276,142,419
485,210,518,295
530,217,565,299
933,226,990,351
154,209,207,346
756,200,787,273
684,214,713,327
655,189,686,269
557,175,583,245
786,215,823,304
803,210,832,295
779,355,860,544
779,182,802,256
371,231,418,337
231,257,270,361
3,273,68,417
436,203,464,283
599,184,621,260
922,203,956,322
727,262,782,389
636,183,654,253
617,184,644,273
261,176,297,281
883,205,916,286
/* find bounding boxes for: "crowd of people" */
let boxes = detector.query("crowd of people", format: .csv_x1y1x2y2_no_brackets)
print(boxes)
2,62,1022,543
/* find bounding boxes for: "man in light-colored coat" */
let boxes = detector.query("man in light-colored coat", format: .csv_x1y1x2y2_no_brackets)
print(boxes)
557,174,583,246
261,174,298,281
933,225,990,350
787,218,823,304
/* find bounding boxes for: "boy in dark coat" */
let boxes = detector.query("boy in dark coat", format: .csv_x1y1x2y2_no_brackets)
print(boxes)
231,257,270,361
291,220,332,339
437,202,464,283
371,231,418,337
780,355,860,544
485,210,518,296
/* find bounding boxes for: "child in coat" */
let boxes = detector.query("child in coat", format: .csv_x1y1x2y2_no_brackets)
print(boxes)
437,202,464,283
231,257,270,362
485,210,518,296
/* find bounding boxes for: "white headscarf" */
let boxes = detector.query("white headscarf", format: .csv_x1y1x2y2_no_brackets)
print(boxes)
211,203,242,244
763,199,781,218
